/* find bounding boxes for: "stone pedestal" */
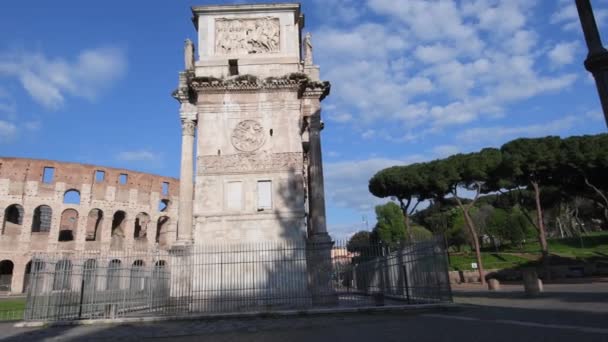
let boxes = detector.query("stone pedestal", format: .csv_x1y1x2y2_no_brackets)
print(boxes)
487,278,500,291
522,269,543,296
169,243,193,311
306,234,337,306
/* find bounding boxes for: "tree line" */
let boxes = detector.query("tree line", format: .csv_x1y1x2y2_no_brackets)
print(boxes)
363,133,608,284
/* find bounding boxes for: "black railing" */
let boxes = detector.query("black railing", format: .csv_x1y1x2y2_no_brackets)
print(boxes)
24,238,452,321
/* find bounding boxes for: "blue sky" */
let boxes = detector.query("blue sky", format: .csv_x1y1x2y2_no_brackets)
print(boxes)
1,0,607,239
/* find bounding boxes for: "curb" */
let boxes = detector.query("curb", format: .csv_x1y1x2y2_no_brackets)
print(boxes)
14,303,460,328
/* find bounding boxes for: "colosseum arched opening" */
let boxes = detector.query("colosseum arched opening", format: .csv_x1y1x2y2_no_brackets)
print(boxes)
107,259,121,290
63,189,81,205
31,205,52,250
3,204,24,236
32,205,52,233
0,260,14,292
86,209,103,242
134,212,150,246
23,260,44,293
111,211,127,250
130,260,146,291
158,199,169,212
52,260,72,291
156,216,170,248
83,259,97,290
58,209,79,250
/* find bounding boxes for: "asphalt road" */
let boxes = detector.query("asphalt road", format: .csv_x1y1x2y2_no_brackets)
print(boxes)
1,281,606,341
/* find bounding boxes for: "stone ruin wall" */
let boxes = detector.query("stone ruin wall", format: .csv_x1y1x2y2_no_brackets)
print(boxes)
0,157,179,293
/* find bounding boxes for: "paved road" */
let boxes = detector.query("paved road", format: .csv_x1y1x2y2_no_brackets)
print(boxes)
1,281,607,341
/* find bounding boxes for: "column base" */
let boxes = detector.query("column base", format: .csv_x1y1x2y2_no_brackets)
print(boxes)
307,233,338,306
169,242,194,312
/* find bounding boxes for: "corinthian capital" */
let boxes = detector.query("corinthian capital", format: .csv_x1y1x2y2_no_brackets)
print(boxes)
181,119,196,136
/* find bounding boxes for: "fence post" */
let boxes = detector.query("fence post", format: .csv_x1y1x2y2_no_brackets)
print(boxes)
78,278,85,319
402,265,411,304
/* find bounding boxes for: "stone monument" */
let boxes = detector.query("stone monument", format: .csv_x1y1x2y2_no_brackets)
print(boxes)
172,3,335,308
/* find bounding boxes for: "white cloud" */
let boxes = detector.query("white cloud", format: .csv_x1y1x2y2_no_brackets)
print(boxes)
24,120,41,131
328,112,352,123
551,1,608,31
414,44,458,64
548,41,580,67
0,101,16,117
314,0,576,134
325,145,466,214
505,30,537,55
479,1,531,34
361,129,376,140
116,150,160,162
368,0,479,47
312,0,362,23
0,88,16,117
0,47,127,109
0,120,17,143
456,115,579,144
325,156,423,212
432,144,460,157
404,76,434,94
315,23,407,60
585,110,604,121
327,222,369,241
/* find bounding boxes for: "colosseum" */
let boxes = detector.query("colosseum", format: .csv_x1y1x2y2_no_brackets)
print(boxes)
0,157,179,294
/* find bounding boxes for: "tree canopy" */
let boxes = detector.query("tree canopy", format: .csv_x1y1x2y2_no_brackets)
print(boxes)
369,133,608,281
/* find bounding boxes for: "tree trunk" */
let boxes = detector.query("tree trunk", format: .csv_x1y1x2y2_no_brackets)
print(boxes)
399,199,413,243
531,181,550,280
404,214,413,242
585,177,608,219
463,209,486,285
454,195,485,285
531,181,548,256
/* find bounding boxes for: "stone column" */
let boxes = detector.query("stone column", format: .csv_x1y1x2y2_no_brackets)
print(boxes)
177,117,196,244
305,105,337,306
307,110,328,238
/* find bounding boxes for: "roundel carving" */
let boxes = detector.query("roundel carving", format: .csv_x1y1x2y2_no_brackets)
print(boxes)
231,120,266,152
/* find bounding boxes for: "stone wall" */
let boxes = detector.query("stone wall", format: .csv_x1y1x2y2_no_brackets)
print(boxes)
194,90,307,244
0,157,179,294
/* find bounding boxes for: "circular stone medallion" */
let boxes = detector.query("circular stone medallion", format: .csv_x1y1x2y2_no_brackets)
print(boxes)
231,120,266,152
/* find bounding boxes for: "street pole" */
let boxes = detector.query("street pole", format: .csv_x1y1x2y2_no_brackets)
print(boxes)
576,0,608,128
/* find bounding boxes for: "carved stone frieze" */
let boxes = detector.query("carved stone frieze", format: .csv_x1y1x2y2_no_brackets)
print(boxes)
215,17,280,55
231,120,265,152
199,152,303,173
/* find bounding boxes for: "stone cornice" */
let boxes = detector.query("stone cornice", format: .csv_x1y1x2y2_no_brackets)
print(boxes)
189,73,330,100
302,81,330,101
192,3,300,16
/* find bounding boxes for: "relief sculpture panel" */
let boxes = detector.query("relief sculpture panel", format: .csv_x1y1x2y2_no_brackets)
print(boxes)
231,120,266,152
215,17,280,55
199,152,303,173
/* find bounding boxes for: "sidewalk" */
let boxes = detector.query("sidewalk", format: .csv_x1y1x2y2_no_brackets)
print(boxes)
452,277,608,313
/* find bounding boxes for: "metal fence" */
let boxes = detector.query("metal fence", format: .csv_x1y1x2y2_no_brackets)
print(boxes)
24,237,451,321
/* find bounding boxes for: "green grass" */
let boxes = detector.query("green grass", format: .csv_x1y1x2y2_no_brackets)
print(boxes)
0,298,25,321
450,231,608,271
498,231,608,259
449,253,534,271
